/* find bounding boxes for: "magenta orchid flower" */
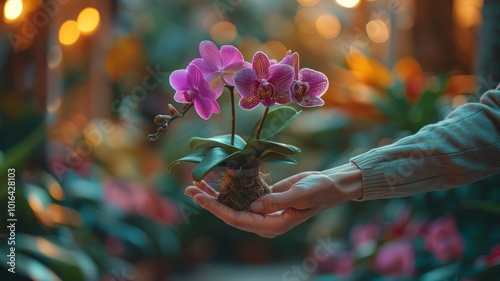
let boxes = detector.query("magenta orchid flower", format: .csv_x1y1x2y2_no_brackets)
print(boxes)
234,51,294,110
281,51,329,107
169,64,220,120
191,40,251,95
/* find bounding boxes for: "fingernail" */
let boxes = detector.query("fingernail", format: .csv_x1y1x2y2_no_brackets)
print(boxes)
250,200,263,213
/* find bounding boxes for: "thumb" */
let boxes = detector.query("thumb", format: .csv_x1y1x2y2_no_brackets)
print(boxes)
250,188,305,214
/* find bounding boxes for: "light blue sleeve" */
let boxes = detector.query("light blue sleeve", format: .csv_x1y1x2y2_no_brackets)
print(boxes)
350,86,500,201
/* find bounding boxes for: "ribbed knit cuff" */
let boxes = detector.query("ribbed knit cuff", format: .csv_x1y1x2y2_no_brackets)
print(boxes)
350,149,388,201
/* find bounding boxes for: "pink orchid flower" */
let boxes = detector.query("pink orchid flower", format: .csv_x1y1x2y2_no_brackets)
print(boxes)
375,240,415,277
191,40,251,95
281,51,329,107
425,216,464,262
234,51,294,109
169,64,220,120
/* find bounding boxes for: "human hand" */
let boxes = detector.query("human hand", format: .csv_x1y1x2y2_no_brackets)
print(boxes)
184,163,363,238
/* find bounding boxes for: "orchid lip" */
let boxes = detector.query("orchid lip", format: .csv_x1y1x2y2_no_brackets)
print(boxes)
257,81,275,100
292,81,310,102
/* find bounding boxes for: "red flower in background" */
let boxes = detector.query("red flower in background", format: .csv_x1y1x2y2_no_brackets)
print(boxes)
374,240,415,277
104,179,180,224
425,215,464,262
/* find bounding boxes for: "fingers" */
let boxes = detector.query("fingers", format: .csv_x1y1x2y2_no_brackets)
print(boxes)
193,180,219,197
250,185,310,214
269,172,311,193
185,186,314,237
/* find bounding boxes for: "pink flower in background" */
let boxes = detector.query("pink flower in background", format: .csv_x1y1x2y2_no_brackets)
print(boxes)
425,216,464,262
316,250,355,276
375,240,415,277
234,51,294,109
281,51,328,107
350,222,380,250
486,245,500,266
169,64,220,120
191,40,251,95
104,179,179,224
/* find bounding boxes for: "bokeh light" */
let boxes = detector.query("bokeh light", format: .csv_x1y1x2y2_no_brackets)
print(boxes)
47,45,63,69
3,0,23,22
77,7,101,33
315,14,341,39
366,19,390,43
336,0,360,8
210,21,237,44
261,40,288,60
453,0,483,28
59,20,80,46
297,0,319,7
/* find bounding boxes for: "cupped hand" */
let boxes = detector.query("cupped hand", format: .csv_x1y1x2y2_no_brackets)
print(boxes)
184,163,363,238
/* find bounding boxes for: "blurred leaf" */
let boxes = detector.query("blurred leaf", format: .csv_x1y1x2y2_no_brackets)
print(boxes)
0,252,62,281
0,124,45,171
479,264,500,281
189,134,246,152
461,199,500,215
14,234,98,281
192,147,242,181
419,263,460,281
248,106,301,141
259,152,297,165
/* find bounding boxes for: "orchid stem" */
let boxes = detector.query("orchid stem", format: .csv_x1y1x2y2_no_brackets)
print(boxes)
255,106,269,140
226,85,236,145
148,103,193,142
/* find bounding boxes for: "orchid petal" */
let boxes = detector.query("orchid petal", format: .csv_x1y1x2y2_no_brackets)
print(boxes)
234,68,260,98
280,54,293,66
173,91,189,103
169,69,191,91
210,98,221,114
204,73,224,97
239,94,261,110
292,52,300,80
220,45,244,67
268,64,294,93
199,40,223,69
296,96,325,107
191,58,217,77
252,51,271,80
186,64,204,87
274,91,292,105
222,61,251,85
193,95,214,120
299,68,329,97
197,78,219,99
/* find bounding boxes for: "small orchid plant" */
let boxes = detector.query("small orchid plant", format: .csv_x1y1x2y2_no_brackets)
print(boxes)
148,40,328,183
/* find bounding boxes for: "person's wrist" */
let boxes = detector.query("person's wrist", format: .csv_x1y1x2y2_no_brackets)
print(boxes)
322,162,364,200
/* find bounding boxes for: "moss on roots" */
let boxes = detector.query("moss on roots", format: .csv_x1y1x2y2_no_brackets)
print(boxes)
217,169,270,211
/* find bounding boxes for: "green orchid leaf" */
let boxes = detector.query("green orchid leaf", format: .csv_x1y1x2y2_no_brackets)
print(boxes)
245,140,301,158
189,134,246,152
192,147,243,181
248,106,301,140
13,234,98,281
260,152,297,165
8,253,62,281
167,149,207,172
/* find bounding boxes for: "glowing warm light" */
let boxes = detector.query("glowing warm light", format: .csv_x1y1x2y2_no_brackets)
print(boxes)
315,14,341,39
336,0,360,8
59,20,80,45
77,7,100,33
454,0,483,28
366,19,390,43
4,0,23,22
297,0,319,7
261,40,288,60
210,21,237,44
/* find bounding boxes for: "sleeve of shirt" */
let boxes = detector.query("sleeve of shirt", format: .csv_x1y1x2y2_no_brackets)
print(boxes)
350,87,500,201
